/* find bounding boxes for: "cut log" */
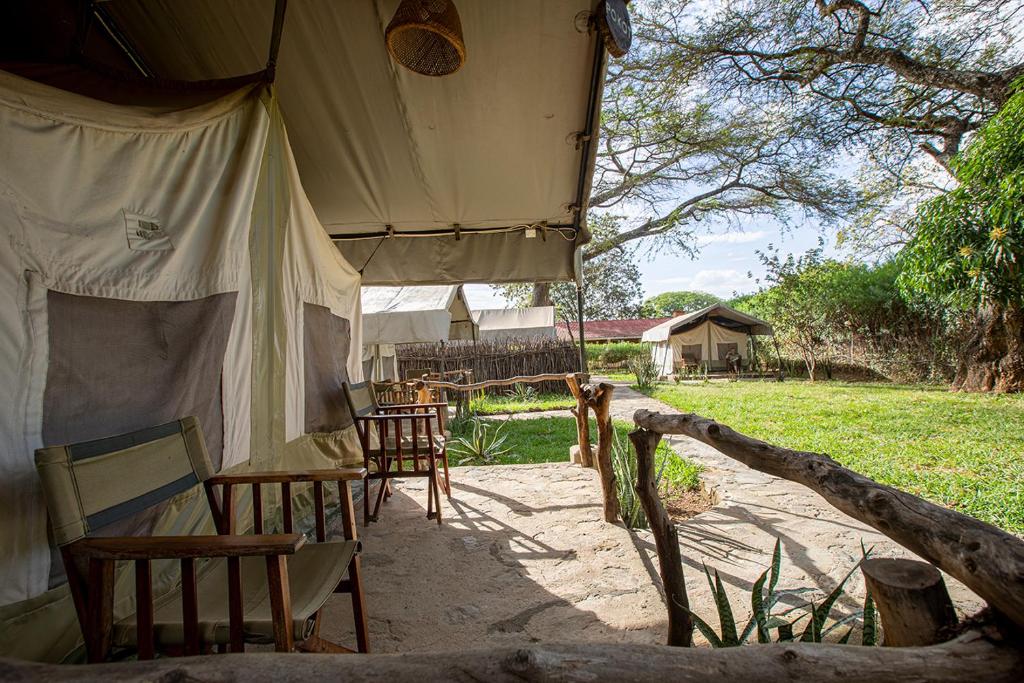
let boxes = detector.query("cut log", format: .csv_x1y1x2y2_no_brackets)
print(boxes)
565,373,594,468
582,382,618,523
3,633,1021,682
630,427,693,647
862,558,958,647
569,443,596,466
632,409,1024,631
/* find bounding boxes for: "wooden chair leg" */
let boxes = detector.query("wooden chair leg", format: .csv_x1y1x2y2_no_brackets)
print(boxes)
266,555,294,653
349,555,370,653
441,450,452,498
431,462,443,526
85,558,115,663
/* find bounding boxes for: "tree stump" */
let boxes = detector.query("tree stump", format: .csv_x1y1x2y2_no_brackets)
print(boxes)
862,558,958,647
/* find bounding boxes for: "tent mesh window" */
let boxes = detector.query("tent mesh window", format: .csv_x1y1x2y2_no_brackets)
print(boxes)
303,302,353,433
386,0,466,76
679,344,702,364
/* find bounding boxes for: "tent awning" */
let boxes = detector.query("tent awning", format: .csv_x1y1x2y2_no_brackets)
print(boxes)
473,306,556,340
362,285,477,344
54,0,605,285
641,304,774,342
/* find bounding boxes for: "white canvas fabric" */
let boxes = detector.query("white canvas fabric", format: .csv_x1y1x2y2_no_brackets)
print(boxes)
473,307,556,340
99,0,603,285
362,285,476,345
0,72,362,659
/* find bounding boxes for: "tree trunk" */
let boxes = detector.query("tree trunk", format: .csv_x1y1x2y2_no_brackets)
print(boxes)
954,303,1024,393
531,283,552,307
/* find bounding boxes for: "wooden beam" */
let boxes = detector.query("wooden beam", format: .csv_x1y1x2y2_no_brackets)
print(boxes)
5,635,1022,681
862,558,958,647
632,409,1024,631
630,427,693,647
582,382,618,523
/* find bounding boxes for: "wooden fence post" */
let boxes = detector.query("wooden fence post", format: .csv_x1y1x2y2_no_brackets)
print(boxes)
630,427,693,647
565,373,593,467
862,558,958,647
582,382,618,524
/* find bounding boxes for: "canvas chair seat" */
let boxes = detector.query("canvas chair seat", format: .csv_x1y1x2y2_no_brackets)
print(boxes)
375,433,447,452
113,539,357,648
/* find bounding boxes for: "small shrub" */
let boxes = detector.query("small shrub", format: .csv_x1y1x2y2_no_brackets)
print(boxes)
686,539,877,646
448,417,514,465
505,383,538,401
613,434,701,529
628,353,659,391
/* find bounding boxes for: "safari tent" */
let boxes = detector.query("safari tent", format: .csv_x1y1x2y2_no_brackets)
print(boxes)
361,285,477,380
473,306,558,341
642,304,774,376
0,0,609,663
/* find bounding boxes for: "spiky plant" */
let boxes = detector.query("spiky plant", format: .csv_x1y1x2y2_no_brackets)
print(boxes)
448,417,514,465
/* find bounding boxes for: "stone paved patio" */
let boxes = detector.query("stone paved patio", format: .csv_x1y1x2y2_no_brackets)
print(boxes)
319,381,983,651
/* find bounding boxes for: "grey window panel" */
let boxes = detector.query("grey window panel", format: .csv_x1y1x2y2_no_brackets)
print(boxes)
303,302,353,433
41,290,236,587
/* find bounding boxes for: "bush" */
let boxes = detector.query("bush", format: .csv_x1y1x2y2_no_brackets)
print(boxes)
587,341,647,367
628,353,660,390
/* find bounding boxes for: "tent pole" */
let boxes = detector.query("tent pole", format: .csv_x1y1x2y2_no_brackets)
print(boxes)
576,283,588,374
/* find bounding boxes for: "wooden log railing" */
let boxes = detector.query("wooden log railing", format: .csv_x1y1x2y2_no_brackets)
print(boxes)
6,636,1023,681
631,408,1024,637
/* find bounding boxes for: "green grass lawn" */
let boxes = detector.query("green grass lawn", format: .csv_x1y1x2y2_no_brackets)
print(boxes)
469,392,575,415
449,415,702,493
646,381,1024,533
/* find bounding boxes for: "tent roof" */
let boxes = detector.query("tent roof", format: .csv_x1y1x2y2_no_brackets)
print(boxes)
362,285,476,344
31,0,605,285
641,305,773,342
473,306,555,333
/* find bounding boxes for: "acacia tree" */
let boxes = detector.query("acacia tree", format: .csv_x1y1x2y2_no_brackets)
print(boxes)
900,84,1024,392
664,0,1024,247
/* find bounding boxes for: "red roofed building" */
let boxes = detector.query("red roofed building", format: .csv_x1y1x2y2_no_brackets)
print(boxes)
556,317,672,343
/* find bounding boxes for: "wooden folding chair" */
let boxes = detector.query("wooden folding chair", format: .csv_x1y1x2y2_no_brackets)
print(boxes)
344,382,451,526
35,417,370,661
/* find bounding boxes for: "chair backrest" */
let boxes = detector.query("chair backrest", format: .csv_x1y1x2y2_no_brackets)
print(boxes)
343,382,378,440
404,367,431,381
35,416,215,546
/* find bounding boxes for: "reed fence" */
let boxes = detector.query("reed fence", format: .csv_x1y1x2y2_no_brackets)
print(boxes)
397,338,578,395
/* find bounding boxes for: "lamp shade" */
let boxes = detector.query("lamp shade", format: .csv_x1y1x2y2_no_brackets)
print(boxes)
385,0,466,76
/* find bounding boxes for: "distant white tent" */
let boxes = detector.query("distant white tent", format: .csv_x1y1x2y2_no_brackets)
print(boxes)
642,304,773,376
473,307,557,341
361,286,477,380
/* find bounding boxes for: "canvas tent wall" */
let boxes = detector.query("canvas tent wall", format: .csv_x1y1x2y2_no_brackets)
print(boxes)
8,0,607,286
473,307,557,341
642,305,773,376
361,285,477,380
0,72,363,662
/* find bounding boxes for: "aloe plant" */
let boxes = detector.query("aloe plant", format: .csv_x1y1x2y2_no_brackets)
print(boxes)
505,382,538,401
448,417,514,465
612,431,669,529
682,538,878,647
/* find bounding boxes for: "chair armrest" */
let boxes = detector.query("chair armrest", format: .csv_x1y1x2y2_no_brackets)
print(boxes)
207,468,367,485
67,533,306,560
358,413,439,421
377,402,448,411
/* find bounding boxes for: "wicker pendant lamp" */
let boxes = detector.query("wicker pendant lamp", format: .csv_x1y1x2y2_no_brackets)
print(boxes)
385,0,466,76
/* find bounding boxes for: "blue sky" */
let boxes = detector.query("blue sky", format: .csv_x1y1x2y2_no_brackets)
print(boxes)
464,221,833,311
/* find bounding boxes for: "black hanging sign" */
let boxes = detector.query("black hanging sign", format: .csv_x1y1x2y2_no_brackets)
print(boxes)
598,0,632,58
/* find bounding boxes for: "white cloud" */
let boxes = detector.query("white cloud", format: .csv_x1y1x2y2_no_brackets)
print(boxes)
696,230,767,246
653,269,751,298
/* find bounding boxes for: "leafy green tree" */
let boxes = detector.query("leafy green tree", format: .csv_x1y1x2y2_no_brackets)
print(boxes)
900,84,1024,392
643,291,723,318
